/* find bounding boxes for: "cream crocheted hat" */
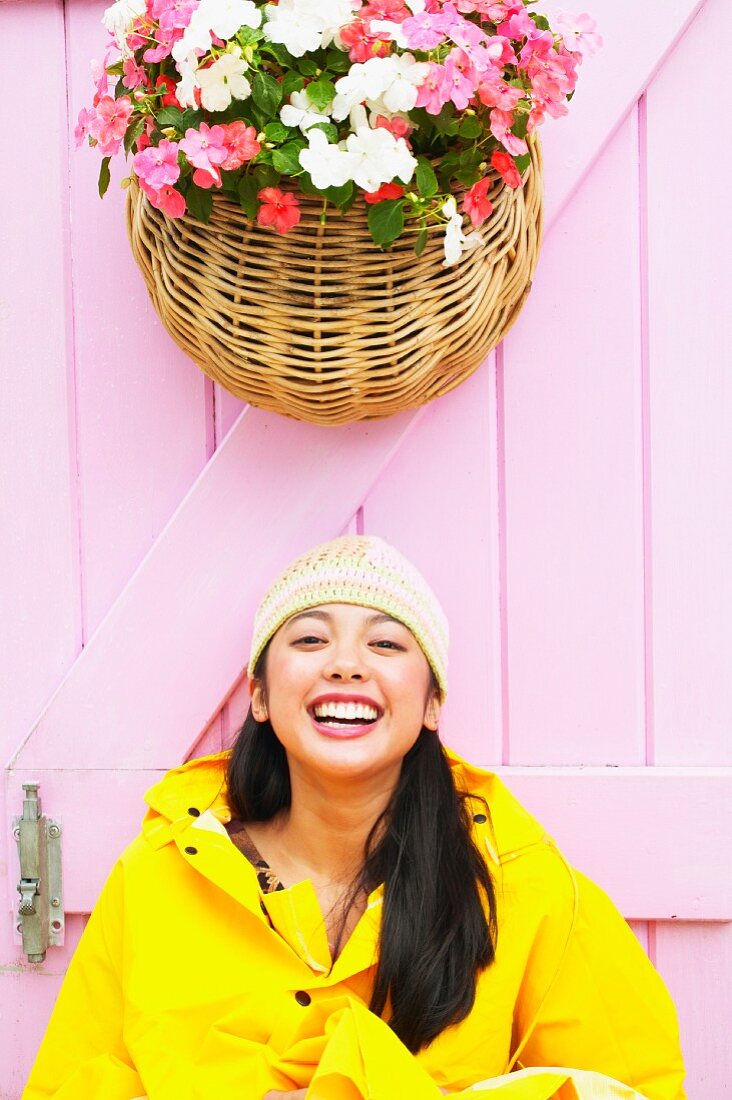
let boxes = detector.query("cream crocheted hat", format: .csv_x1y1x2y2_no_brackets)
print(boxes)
248,536,449,701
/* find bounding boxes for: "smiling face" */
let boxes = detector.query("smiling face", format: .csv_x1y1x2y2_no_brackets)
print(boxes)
250,603,440,788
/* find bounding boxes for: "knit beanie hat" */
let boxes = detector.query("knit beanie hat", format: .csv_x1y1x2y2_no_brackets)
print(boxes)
248,536,449,702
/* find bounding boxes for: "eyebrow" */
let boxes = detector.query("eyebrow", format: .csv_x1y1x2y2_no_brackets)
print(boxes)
286,610,401,627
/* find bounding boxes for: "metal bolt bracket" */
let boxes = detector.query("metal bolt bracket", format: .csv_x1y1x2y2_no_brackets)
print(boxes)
13,783,64,963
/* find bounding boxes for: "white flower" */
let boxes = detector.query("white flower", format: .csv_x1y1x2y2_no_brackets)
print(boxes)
280,89,333,133
263,0,354,57
380,53,429,113
197,49,251,112
368,19,409,49
102,0,146,50
441,196,483,268
175,55,200,109
332,56,397,121
172,0,262,63
405,0,426,11
344,126,417,193
299,128,359,189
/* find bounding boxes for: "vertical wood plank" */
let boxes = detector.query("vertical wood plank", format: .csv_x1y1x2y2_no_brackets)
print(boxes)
655,921,732,1096
646,0,732,766
66,0,210,636
502,114,645,765
362,367,503,763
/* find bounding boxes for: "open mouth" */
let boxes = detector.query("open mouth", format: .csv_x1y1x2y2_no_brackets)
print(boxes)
308,701,382,731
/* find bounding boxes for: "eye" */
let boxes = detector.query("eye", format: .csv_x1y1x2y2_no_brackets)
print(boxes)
371,639,405,651
292,634,326,646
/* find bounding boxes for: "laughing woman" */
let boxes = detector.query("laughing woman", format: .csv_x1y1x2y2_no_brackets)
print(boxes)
24,537,686,1100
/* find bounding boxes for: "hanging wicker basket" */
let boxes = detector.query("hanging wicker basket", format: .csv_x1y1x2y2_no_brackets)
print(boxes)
126,136,543,426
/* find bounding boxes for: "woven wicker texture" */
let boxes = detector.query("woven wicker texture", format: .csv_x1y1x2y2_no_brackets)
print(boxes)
126,136,543,425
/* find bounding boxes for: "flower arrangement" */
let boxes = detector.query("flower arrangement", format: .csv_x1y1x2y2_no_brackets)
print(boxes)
79,0,600,266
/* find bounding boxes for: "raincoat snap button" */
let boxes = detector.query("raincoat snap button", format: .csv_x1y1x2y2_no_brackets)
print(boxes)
295,990,312,1007
184,846,198,855
187,807,200,817
473,813,487,824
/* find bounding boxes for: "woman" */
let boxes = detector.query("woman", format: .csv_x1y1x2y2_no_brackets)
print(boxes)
24,536,686,1100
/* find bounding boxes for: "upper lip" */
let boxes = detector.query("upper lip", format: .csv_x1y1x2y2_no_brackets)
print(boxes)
308,693,383,715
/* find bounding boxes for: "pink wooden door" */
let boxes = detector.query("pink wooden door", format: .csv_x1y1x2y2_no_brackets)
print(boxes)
2,0,730,1095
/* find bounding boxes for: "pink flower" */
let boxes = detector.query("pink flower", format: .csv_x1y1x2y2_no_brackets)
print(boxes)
133,138,181,189
402,10,454,50
364,182,405,204
361,0,410,19
153,0,197,31
491,150,522,188
143,24,183,63
489,107,528,155
180,123,228,182
476,73,523,110
143,180,187,218
257,187,301,234
463,177,493,228
443,52,478,111
374,114,412,139
498,9,535,39
220,122,261,170
553,12,603,61
122,57,147,90
75,107,97,149
91,95,134,147
90,59,109,100
415,62,450,116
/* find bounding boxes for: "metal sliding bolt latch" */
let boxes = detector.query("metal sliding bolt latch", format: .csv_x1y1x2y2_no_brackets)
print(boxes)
13,783,64,964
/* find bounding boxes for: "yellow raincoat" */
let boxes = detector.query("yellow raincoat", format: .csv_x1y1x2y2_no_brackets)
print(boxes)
23,749,686,1100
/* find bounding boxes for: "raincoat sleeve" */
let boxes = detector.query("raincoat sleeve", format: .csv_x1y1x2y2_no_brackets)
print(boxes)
22,858,145,1099
512,866,686,1100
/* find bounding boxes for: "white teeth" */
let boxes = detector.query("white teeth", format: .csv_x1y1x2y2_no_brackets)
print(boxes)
312,701,379,721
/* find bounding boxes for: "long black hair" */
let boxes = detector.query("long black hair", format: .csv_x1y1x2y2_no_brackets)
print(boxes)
227,678,498,1053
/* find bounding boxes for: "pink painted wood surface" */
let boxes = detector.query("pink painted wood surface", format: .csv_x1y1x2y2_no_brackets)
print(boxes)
362,367,503,764
644,0,732,767
655,922,732,1091
2,0,731,1096
501,114,646,767
65,0,212,638
9,406,421,773
8,765,729,921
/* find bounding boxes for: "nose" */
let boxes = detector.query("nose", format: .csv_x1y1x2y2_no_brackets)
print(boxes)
322,642,368,683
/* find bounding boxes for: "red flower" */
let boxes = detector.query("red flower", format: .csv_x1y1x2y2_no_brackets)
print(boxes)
491,150,522,189
463,177,493,229
220,122,261,171
257,187,301,234
155,75,182,109
363,182,405,204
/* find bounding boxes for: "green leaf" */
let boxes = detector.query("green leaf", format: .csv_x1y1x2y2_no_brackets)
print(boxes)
238,174,260,218
106,61,124,77
459,145,483,168
529,12,550,30
414,227,428,257
156,106,185,130
261,41,292,66
512,104,529,139
98,157,111,199
186,183,213,222
252,71,282,116
264,121,292,143
325,48,351,73
513,152,530,175
437,151,461,188
322,180,355,209
298,58,319,76
458,116,482,139
124,116,146,156
181,108,204,131
456,165,482,186
297,171,321,197
306,78,336,111
253,162,281,188
272,142,304,175
281,71,306,98
415,158,438,198
306,121,339,143
367,199,405,246
220,169,242,193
